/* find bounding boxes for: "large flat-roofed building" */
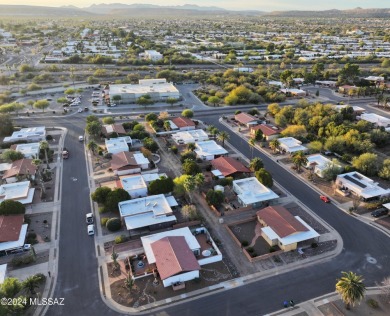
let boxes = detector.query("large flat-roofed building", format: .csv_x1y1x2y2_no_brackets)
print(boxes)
3,127,46,143
109,79,180,104
233,177,278,208
118,194,177,231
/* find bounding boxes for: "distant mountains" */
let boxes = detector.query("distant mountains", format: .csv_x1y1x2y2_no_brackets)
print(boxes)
0,3,389,18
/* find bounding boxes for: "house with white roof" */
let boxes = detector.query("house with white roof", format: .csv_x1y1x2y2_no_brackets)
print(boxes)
141,50,163,61
233,177,278,208
278,137,307,154
336,172,390,201
119,173,167,198
105,137,132,155
305,154,342,178
118,194,177,231
359,113,390,128
3,127,46,143
194,140,228,161
171,129,208,145
12,143,40,159
0,181,35,204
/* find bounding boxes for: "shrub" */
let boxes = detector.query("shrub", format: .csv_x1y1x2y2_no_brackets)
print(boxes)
246,247,254,253
241,240,249,247
311,242,318,248
0,200,25,215
101,217,109,226
273,256,281,263
46,135,53,141
251,252,257,258
115,235,127,244
205,189,224,207
367,298,379,309
269,246,277,253
171,145,178,154
34,273,47,283
98,206,107,214
205,164,212,171
106,217,122,232
11,254,35,267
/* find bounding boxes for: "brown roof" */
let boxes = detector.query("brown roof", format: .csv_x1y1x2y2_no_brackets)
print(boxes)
0,215,24,242
250,124,280,136
102,124,126,136
171,116,195,128
234,112,257,124
211,156,250,177
151,236,200,280
256,205,309,238
2,159,37,179
110,151,139,170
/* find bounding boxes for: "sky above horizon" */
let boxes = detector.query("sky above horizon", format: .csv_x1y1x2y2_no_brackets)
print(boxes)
0,0,388,11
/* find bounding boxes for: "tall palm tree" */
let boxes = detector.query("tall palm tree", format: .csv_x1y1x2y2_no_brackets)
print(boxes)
269,139,280,153
248,138,256,158
291,150,308,172
336,271,366,310
39,140,50,169
87,140,98,155
23,275,40,295
249,157,264,172
183,175,196,203
217,131,230,148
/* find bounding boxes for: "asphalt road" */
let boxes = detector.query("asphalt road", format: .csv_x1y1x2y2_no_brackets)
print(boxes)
15,106,390,316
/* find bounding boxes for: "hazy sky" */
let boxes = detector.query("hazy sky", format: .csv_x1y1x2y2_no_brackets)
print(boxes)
0,0,388,11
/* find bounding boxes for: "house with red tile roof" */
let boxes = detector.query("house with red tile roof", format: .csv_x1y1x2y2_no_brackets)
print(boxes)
234,112,258,127
250,124,281,141
211,156,250,177
170,116,196,131
0,215,28,253
110,151,149,176
256,205,319,251
2,159,37,184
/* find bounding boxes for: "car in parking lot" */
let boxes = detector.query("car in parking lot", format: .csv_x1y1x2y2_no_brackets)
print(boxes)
320,195,330,203
87,225,95,236
86,213,94,224
371,208,389,218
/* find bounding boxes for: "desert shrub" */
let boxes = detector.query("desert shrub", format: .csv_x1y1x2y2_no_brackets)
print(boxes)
367,298,379,309
101,217,109,226
241,240,249,247
269,246,277,253
34,273,47,283
115,235,127,244
171,145,178,154
311,242,318,248
106,217,122,232
246,247,254,253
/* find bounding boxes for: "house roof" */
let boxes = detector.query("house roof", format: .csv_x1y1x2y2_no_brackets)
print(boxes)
2,159,37,179
171,116,195,128
211,156,250,177
150,236,200,280
256,205,309,238
110,151,139,170
235,112,257,124
250,124,280,136
0,215,24,242
102,124,126,136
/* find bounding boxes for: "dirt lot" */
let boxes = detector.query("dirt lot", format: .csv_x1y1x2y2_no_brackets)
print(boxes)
26,212,53,243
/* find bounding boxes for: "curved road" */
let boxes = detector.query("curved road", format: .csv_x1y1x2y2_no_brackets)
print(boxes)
15,111,390,316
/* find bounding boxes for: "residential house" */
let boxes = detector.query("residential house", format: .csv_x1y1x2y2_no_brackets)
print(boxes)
118,194,177,231
3,127,46,143
305,154,342,178
0,214,28,254
11,143,40,159
169,116,196,131
2,159,37,183
171,129,208,145
234,112,258,127
233,177,278,208
338,85,357,94
211,156,250,178
194,140,228,161
0,163,12,178
280,88,306,97
0,181,35,204
110,151,149,176
336,172,390,201
360,113,390,128
141,50,163,61
250,124,281,141
119,173,167,198
278,137,307,154
256,205,319,251
105,137,132,155
102,124,126,137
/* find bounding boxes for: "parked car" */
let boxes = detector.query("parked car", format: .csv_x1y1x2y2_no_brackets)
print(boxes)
371,208,389,218
79,136,84,142
10,244,31,254
62,149,69,159
78,108,83,113
86,213,94,224
320,195,330,203
87,225,95,236
110,103,117,107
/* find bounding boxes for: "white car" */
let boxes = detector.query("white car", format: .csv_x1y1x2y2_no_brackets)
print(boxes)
110,103,117,107
78,108,83,113
79,136,84,142
86,213,94,224
87,225,95,236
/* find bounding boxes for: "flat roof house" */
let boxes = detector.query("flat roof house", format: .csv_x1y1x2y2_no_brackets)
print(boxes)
256,205,319,251
233,177,278,208
119,173,167,198
2,159,37,183
171,129,208,145
0,181,35,204
278,137,307,154
3,127,46,143
250,124,280,141
11,143,40,159
105,137,132,155
194,140,228,161
305,154,342,178
110,151,149,176
211,156,250,177
336,172,390,201
169,117,196,131
360,113,390,128
234,112,258,127
118,194,177,231
0,215,28,253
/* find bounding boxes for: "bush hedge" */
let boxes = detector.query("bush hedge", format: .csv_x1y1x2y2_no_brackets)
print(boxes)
106,217,122,232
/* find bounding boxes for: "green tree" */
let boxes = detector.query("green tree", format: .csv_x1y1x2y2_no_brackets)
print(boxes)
1,149,24,162
173,174,191,196
255,168,273,187
105,188,130,213
254,129,264,142
166,97,179,106
181,109,194,118
86,121,102,139
291,151,308,172
143,137,158,152
22,275,40,295
336,271,366,310
281,125,307,138
308,141,323,153
87,140,98,154
205,189,224,207
249,157,264,172
248,137,256,158
182,160,201,175
269,139,280,153
39,140,50,168
194,173,205,192
0,277,22,297
187,142,196,152
275,113,287,127
148,176,174,195
102,116,115,124
145,113,158,122
0,113,13,136
111,247,119,270
33,99,50,112
217,131,230,147
352,153,379,176
0,200,25,215
340,63,360,83
267,103,280,117
86,115,99,124
183,175,197,203
208,96,220,107
378,159,390,180
91,187,111,204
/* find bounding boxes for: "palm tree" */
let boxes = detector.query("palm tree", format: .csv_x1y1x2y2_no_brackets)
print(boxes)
336,271,366,310
187,142,196,152
248,137,256,158
23,275,40,295
111,246,119,271
269,139,280,153
291,150,308,172
249,157,264,172
87,140,98,155
217,131,230,148
39,140,50,169
183,175,196,203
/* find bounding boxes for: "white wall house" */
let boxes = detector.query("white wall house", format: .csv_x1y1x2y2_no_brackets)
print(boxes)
142,50,163,61
233,177,279,208
194,140,228,161
359,113,390,128
13,143,40,159
171,129,208,145
305,154,342,178
119,173,167,198
278,137,307,154
3,127,46,143
105,137,132,155
0,181,35,204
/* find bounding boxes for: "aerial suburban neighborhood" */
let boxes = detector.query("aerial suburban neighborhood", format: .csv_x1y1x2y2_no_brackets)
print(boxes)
0,2,390,316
